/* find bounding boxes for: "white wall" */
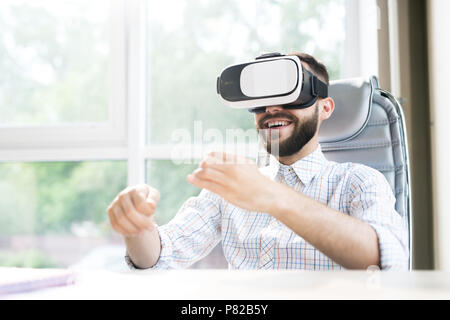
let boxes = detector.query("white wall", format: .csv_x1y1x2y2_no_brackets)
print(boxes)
427,0,450,270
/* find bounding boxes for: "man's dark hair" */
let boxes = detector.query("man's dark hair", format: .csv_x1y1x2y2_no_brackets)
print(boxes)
289,51,329,85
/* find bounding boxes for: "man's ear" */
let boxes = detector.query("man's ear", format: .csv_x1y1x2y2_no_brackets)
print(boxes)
319,97,335,121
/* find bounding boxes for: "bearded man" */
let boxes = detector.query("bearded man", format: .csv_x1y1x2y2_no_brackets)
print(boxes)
107,52,409,271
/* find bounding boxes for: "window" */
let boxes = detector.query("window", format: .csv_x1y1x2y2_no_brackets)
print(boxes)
0,0,128,270
0,0,110,125
0,0,376,269
0,0,126,149
0,161,126,268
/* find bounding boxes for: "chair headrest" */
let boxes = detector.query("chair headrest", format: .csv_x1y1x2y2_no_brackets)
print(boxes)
318,77,377,144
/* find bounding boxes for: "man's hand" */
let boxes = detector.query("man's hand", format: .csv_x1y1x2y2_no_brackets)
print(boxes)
107,184,160,238
187,152,282,213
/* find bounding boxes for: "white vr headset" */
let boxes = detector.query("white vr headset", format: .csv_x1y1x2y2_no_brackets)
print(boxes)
216,52,328,113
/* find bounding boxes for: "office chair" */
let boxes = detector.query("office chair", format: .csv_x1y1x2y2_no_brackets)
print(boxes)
319,76,412,270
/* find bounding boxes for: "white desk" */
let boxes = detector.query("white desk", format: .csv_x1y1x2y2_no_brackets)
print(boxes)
4,269,450,300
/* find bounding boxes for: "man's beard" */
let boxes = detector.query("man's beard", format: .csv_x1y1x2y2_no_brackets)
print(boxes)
257,105,319,157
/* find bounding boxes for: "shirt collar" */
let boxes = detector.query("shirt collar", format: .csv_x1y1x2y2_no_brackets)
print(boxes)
264,144,327,186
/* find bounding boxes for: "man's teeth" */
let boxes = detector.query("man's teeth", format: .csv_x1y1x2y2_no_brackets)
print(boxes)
267,121,290,128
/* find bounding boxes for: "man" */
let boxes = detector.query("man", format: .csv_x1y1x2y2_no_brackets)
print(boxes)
107,52,409,270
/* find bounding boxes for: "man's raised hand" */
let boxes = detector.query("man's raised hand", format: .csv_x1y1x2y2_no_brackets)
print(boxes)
187,152,281,213
107,184,160,238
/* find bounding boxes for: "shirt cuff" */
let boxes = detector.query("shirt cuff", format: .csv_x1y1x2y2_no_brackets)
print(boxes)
147,225,173,269
124,225,173,270
370,223,409,271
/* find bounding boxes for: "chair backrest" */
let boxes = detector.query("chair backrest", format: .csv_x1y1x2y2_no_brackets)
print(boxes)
319,76,412,269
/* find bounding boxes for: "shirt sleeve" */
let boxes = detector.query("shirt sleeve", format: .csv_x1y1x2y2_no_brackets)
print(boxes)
126,189,223,270
346,165,409,271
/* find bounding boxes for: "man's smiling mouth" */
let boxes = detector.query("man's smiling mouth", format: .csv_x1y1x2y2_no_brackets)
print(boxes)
263,119,293,129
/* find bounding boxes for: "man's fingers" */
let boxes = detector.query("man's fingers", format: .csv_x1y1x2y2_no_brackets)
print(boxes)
112,204,140,235
130,189,155,217
120,193,153,230
147,187,160,203
107,185,161,237
187,172,226,195
134,184,150,198
132,184,160,203
108,207,130,236
200,152,254,172
191,167,229,186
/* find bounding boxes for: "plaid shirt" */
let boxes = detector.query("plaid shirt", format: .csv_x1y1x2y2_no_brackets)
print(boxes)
127,145,409,270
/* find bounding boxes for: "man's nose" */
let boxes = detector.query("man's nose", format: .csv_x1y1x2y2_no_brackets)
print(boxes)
265,105,284,113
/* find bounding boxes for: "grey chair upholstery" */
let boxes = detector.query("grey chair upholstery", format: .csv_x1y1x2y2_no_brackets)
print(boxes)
319,76,412,269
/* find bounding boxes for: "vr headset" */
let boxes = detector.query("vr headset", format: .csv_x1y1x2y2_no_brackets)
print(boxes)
216,52,328,113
